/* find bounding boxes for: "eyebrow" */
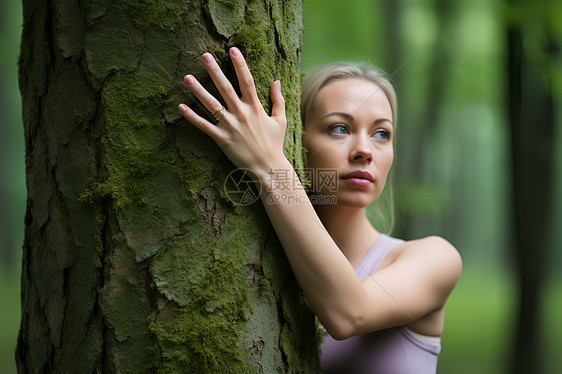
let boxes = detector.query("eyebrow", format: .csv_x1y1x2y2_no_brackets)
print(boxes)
321,111,393,126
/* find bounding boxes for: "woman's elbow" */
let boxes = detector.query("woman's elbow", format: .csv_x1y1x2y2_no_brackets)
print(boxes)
329,328,354,341
324,318,361,341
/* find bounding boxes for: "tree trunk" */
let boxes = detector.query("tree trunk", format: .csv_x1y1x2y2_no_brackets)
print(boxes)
506,0,557,372
390,0,454,240
16,0,320,373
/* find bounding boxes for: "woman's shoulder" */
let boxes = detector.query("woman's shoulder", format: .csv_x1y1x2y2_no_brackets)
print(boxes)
385,235,463,285
406,235,459,253
391,235,460,260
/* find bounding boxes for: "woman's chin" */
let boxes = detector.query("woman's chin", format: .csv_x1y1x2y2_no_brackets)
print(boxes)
325,195,376,210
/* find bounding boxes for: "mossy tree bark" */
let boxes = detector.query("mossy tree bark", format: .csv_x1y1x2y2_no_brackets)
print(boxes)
17,0,320,373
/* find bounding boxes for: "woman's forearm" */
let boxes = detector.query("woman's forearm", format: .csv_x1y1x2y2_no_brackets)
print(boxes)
256,159,367,338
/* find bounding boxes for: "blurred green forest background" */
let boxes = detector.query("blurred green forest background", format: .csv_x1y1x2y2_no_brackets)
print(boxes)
1,0,561,373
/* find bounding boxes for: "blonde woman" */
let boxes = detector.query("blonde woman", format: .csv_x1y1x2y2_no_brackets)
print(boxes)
178,47,462,373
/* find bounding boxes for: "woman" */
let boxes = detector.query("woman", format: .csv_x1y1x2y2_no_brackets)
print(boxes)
178,47,462,373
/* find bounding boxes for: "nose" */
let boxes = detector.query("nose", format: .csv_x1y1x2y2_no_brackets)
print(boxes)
349,133,373,164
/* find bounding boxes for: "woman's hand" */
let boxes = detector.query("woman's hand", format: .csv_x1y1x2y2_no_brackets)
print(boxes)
178,47,288,179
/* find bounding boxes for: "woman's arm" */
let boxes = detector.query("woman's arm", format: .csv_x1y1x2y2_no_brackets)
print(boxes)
257,164,461,339
179,48,462,340
258,162,373,339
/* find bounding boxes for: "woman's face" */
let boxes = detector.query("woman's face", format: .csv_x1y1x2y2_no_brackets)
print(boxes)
303,78,394,208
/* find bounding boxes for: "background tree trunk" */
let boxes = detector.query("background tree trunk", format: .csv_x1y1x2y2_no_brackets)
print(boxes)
16,0,320,373
392,0,455,240
506,0,558,372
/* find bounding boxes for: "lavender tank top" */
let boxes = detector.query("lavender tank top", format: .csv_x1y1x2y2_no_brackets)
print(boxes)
320,234,441,374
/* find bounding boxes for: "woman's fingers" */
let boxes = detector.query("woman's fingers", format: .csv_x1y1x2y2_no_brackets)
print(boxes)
181,49,285,134
178,103,224,142
183,75,225,119
270,80,286,127
201,53,240,110
229,47,260,106
187,49,264,116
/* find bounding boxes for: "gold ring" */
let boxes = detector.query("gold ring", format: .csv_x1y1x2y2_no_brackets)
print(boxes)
212,106,226,121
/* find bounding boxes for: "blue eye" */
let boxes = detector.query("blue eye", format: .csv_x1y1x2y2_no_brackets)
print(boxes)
373,130,389,141
330,124,349,135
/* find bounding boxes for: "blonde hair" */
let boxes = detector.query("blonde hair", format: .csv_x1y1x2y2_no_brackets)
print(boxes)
300,62,397,234
301,62,397,128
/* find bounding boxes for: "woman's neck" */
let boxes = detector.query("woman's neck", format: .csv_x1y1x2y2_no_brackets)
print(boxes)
314,204,379,266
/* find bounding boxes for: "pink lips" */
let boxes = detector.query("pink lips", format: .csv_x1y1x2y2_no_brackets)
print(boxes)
341,170,374,186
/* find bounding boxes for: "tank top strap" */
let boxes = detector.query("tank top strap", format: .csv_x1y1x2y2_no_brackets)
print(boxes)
353,234,405,281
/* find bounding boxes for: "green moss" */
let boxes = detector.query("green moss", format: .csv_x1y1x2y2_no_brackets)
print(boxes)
150,236,252,373
128,0,189,30
229,1,306,173
104,70,170,128
81,69,175,211
149,234,210,306
258,276,273,297
281,327,304,374
173,154,210,193
232,6,276,109
148,202,288,372
217,0,236,7
234,10,269,60
74,109,86,125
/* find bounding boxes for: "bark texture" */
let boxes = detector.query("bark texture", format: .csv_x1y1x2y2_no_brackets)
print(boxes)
17,0,320,373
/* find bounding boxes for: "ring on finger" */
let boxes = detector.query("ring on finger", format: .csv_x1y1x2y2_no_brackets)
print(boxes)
212,106,226,121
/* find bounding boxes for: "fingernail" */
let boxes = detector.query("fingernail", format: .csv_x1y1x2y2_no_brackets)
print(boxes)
230,47,239,57
178,104,187,113
184,75,194,85
202,53,213,64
